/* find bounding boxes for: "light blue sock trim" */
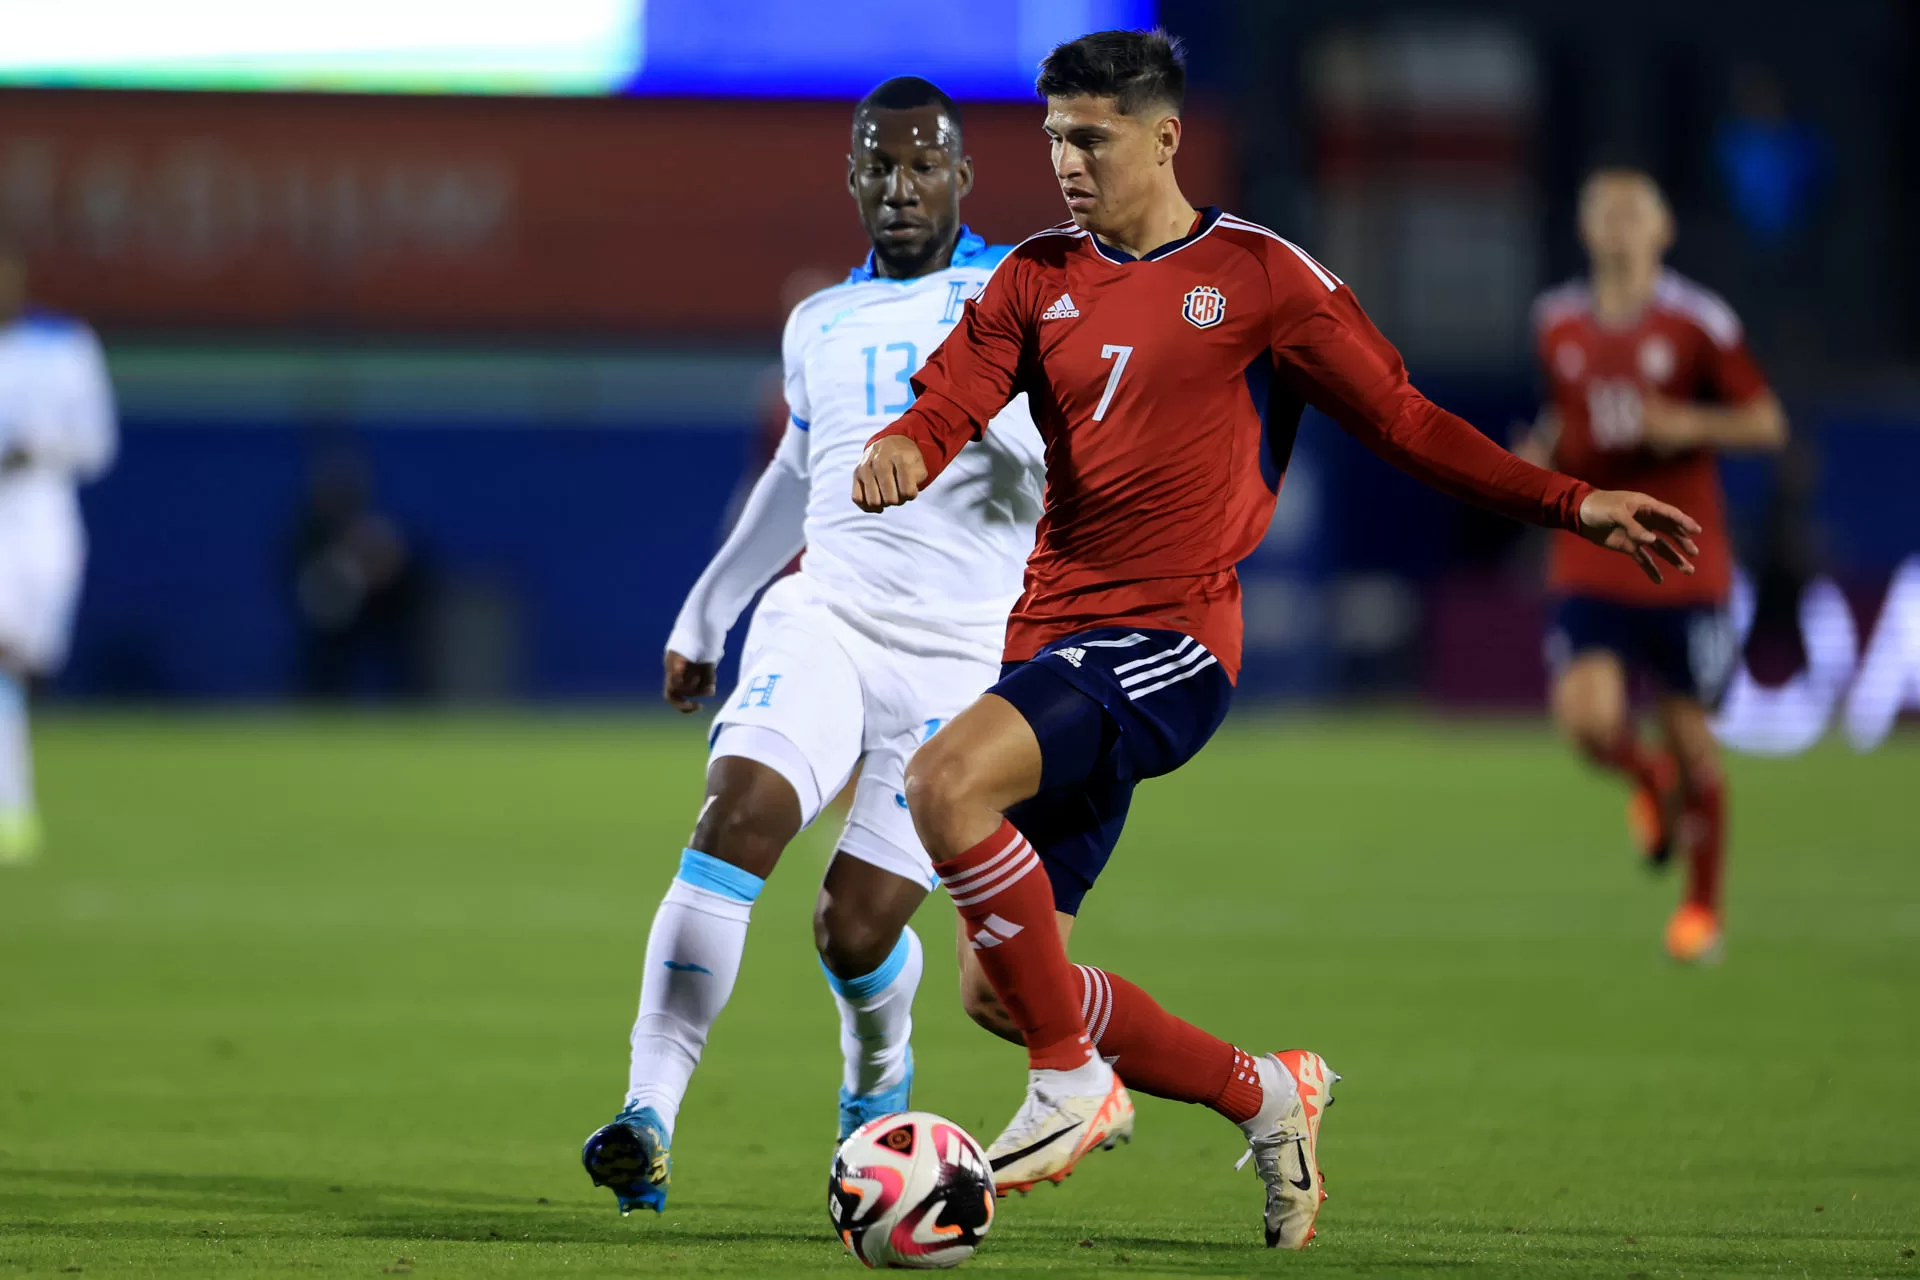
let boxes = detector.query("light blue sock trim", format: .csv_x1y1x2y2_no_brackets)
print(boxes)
0,671,22,713
675,849,764,903
822,926,914,1002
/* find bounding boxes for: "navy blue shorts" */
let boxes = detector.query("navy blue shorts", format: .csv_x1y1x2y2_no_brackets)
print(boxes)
1546,596,1738,705
991,628,1234,915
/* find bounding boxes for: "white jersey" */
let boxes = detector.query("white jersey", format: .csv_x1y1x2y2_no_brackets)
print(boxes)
782,233,1044,653
0,312,117,669
668,230,1044,666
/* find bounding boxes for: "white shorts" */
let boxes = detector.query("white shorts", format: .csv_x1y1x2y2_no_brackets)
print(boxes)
708,575,1000,890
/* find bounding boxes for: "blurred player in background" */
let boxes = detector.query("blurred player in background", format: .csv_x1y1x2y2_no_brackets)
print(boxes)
0,242,116,864
1520,170,1787,963
854,31,1701,1248
580,78,1046,1215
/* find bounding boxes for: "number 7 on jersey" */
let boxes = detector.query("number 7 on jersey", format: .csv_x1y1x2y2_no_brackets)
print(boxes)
1093,344,1133,422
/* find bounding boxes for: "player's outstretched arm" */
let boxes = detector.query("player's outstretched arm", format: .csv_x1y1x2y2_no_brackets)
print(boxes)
855,248,1033,514
661,425,810,710
1574,489,1702,584
851,436,930,511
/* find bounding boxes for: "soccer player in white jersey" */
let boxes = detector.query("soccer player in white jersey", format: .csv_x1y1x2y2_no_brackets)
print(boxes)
0,242,117,864
580,78,1046,1215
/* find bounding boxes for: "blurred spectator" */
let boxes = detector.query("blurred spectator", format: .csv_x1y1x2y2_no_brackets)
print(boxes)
1715,67,1828,250
1742,435,1821,684
1714,66,1829,376
288,445,426,700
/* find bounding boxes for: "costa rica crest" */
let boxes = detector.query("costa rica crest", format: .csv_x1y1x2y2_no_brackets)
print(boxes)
1182,284,1226,329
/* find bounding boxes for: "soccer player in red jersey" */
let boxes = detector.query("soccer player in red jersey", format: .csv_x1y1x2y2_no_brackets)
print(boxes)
852,31,1700,1246
1520,169,1787,964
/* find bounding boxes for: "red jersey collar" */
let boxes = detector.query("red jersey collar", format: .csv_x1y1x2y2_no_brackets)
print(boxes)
1088,206,1223,265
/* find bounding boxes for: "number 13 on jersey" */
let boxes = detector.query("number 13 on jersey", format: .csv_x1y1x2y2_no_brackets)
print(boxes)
1094,344,1133,422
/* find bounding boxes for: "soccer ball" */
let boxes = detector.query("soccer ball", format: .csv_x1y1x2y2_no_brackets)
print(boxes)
828,1110,995,1269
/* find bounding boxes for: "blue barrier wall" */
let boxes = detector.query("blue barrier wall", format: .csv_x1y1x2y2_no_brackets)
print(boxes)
55,359,1920,702
67,422,759,699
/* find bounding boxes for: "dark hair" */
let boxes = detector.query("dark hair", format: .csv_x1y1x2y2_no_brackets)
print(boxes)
854,76,963,144
1036,28,1186,116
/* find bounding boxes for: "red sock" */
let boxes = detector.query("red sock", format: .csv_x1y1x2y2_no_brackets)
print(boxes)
1683,775,1727,912
1592,730,1664,796
1075,965,1264,1124
937,820,1091,1071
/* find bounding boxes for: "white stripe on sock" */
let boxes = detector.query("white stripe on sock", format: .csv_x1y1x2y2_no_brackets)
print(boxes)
942,830,1030,894
1088,968,1114,1046
947,848,1039,907
945,853,1036,909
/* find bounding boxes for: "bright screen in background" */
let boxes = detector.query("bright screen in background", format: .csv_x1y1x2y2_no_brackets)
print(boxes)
0,1,646,95
0,0,1157,98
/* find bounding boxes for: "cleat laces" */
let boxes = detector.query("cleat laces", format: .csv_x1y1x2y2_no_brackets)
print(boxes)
990,1081,1071,1152
1234,1122,1305,1174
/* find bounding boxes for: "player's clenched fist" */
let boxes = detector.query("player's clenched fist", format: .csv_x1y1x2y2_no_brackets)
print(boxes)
662,649,716,714
1576,489,1702,585
851,436,929,511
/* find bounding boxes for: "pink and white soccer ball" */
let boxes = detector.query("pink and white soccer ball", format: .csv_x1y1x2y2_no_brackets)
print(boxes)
828,1111,995,1269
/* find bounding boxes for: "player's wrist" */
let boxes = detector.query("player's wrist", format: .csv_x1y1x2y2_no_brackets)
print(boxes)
1570,482,1601,532
664,629,722,667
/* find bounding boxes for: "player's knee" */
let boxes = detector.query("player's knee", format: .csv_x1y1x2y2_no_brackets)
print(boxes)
689,779,798,879
902,737,982,835
1671,740,1723,796
1553,671,1623,757
813,895,896,978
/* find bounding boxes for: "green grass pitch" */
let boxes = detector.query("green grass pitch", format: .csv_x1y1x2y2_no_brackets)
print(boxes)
1,713,1916,1278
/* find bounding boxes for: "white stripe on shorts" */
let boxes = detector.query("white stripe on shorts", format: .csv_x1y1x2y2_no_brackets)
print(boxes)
1118,641,1213,689
1113,634,1192,675
1127,653,1220,700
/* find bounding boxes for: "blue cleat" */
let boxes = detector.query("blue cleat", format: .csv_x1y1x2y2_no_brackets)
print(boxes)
581,1103,672,1215
837,1047,914,1143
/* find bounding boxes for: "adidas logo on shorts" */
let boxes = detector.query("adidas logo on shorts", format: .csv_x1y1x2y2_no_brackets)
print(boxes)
1040,292,1080,321
1056,647,1087,668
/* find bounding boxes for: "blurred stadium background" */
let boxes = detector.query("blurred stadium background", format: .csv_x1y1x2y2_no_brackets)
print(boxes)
3,2,1917,1276
2,0,1914,726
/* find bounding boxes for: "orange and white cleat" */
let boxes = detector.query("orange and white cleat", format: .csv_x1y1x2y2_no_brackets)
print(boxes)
985,1064,1134,1196
1236,1049,1338,1249
1627,752,1682,870
1665,902,1724,965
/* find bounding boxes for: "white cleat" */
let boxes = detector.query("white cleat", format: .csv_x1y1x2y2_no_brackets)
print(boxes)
986,1063,1134,1196
1235,1049,1338,1249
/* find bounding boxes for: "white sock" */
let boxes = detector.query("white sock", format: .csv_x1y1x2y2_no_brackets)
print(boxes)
1239,1054,1301,1137
1035,1054,1110,1099
823,925,922,1097
625,849,765,1135
0,672,32,814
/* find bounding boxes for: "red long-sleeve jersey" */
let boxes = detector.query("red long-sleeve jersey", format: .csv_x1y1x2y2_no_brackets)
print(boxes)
1533,269,1768,606
873,207,1593,679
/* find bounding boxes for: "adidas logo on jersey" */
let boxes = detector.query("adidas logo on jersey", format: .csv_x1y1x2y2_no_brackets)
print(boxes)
1055,647,1087,668
1040,293,1080,321
968,914,1026,949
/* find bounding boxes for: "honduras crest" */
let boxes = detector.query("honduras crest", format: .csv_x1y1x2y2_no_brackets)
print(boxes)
1182,284,1226,329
